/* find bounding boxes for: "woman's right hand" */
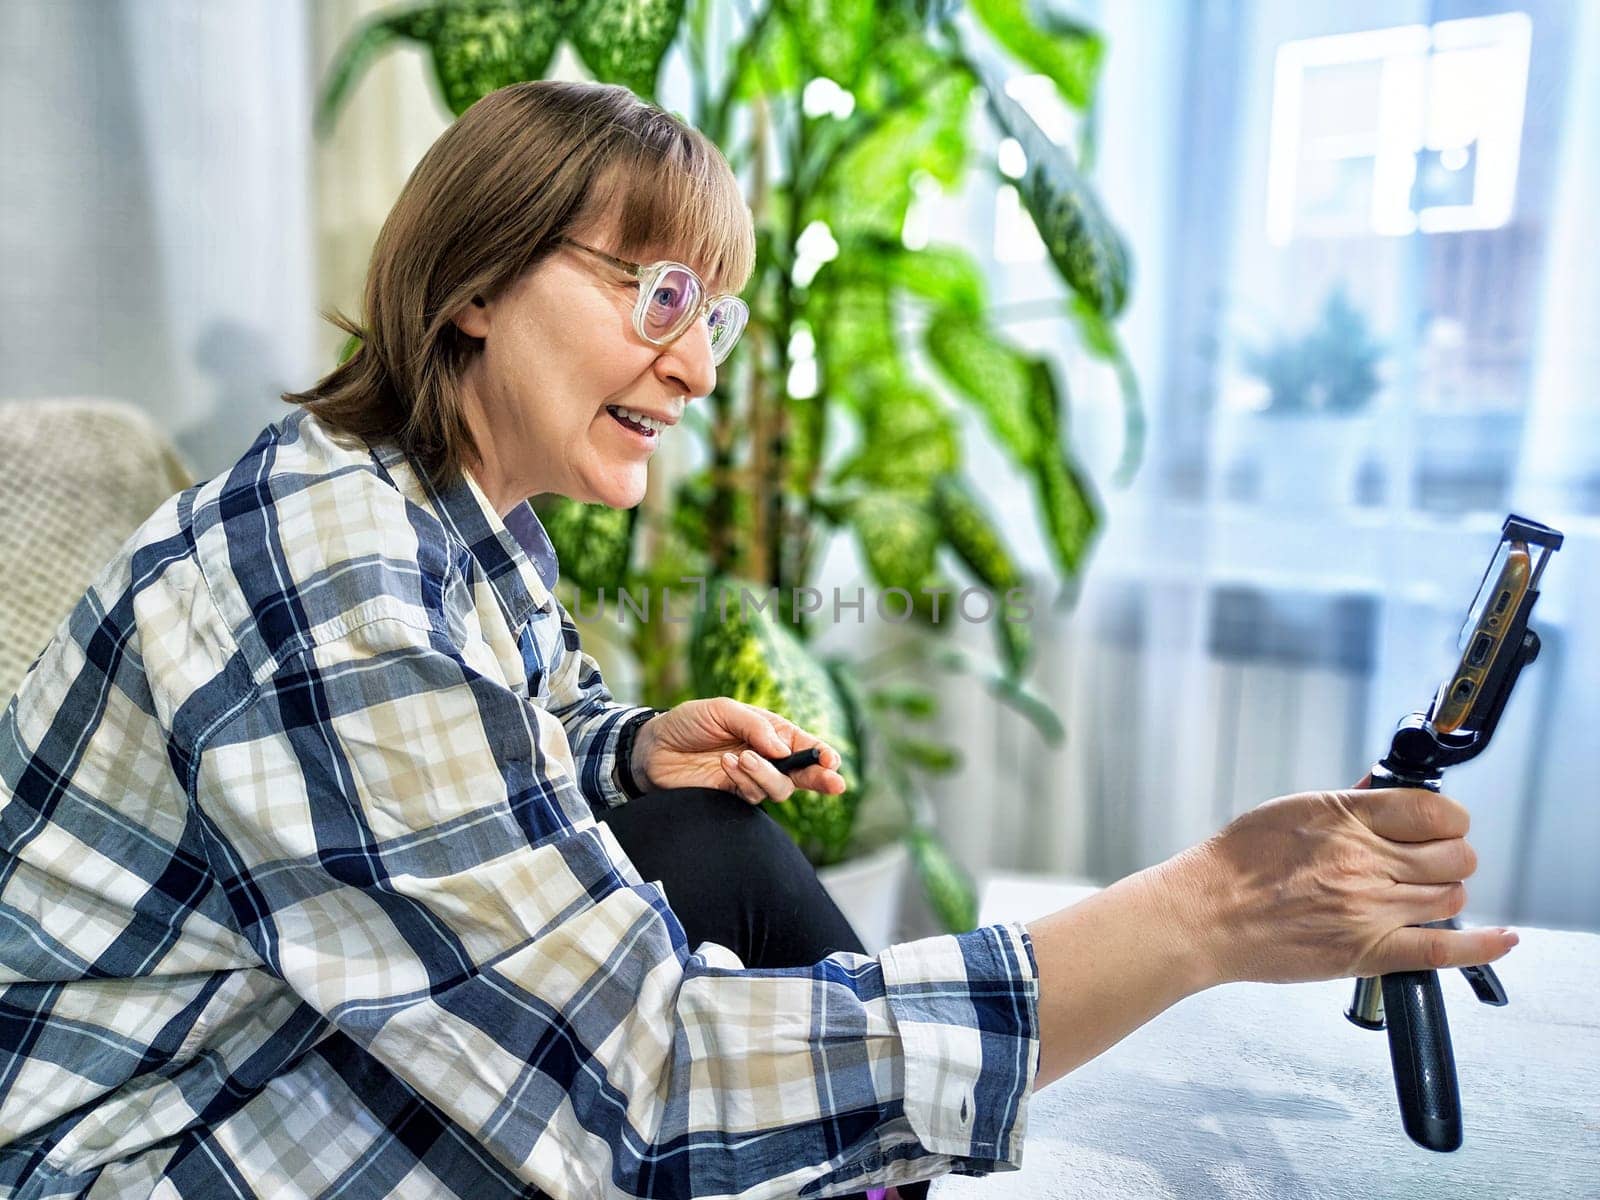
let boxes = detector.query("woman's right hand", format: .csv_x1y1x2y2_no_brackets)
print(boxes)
1162,785,1520,987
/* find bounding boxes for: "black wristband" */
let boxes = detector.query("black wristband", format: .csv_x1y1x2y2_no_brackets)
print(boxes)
615,708,666,800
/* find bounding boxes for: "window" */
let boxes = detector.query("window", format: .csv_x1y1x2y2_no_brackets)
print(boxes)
1191,4,1578,516
1267,15,1533,243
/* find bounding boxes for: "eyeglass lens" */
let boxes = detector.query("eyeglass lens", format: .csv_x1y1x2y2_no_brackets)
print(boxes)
640,266,746,364
640,266,700,340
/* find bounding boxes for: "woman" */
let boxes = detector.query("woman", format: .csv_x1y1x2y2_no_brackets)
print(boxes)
0,81,1513,1199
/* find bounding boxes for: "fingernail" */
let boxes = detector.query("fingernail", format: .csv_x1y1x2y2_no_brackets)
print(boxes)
740,750,760,767
1501,928,1520,945
722,752,738,769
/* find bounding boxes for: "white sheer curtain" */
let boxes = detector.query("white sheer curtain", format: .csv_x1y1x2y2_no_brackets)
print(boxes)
1502,0,1600,925
0,0,317,479
918,0,1599,935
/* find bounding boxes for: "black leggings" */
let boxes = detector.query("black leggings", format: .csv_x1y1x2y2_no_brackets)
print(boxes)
598,787,932,1200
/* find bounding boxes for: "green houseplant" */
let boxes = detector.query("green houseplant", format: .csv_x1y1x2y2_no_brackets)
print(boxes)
1227,286,1386,507
1241,286,1384,416
317,0,1139,936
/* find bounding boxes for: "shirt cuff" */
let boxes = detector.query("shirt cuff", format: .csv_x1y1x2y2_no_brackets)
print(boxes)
878,921,1041,1171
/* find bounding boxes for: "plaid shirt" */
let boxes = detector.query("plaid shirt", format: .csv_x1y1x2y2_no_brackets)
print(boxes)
0,410,1040,1198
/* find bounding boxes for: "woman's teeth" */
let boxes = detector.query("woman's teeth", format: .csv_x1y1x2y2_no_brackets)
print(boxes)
606,405,666,435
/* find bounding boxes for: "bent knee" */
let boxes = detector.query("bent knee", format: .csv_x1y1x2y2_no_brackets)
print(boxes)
653,788,809,872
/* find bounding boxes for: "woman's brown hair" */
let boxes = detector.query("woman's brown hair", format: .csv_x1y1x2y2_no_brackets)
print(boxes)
284,80,755,487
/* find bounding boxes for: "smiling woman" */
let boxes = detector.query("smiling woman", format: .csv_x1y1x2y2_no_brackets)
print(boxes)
282,79,755,501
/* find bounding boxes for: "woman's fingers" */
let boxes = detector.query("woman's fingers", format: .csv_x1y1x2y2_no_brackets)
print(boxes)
1369,923,1519,975
744,704,826,758
1386,880,1468,925
729,702,794,759
721,750,795,805
786,745,845,793
719,755,763,804
792,762,847,794
1346,787,1470,843
1387,836,1478,885
738,750,796,801
743,705,845,792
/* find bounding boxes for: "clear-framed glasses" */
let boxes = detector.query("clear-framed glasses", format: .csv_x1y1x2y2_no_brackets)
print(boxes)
557,236,749,366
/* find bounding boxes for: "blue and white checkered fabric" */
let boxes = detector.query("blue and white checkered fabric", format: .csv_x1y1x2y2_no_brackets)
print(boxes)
0,409,1039,1198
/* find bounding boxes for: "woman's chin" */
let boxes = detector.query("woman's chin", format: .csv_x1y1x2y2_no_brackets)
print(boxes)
585,470,648,510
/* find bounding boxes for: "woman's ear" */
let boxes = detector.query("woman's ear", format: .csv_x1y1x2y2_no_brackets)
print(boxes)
453,294,491,339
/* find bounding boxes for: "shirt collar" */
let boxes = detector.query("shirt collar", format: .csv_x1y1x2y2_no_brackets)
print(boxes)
501,500,562,593
366,431,559,631
441,470,561,630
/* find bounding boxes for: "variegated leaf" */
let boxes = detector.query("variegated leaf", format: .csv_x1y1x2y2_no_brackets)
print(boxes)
568,0,686,101
984,69,1129,318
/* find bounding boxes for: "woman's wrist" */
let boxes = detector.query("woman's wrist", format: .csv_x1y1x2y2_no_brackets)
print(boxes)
630,713,657,791
1148,840,1233,992
1024,857,1222,1092
617,708,665,798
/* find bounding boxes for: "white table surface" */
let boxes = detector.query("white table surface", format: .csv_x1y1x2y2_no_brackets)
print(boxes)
930,872,1600,1199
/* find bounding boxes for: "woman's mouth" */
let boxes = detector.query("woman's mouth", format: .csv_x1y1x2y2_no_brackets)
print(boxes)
605,405,664,443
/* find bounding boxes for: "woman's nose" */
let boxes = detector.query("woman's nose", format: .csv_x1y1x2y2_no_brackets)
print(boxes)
655,316,718,398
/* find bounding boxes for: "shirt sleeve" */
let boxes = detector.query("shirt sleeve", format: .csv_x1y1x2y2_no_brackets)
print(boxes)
190,614,1040,1199
542,589,657,810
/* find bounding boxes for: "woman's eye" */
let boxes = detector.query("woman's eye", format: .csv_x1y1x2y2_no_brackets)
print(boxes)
652,287,681,308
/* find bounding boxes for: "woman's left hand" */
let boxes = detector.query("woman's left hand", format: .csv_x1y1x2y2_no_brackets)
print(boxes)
631,698,847,804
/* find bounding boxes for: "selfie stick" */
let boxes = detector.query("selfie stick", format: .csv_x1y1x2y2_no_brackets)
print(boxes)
1345,514,1562,1151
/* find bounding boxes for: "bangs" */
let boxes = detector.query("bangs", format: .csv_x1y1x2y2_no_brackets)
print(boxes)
577,123,756,296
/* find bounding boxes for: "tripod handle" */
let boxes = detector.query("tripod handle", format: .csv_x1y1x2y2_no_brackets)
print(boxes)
1380,969,1463,1151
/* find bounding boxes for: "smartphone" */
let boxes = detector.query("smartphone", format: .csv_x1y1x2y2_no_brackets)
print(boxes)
1431,539,1532,735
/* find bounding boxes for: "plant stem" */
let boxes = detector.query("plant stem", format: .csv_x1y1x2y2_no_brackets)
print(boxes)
708,392,735,579
771,96,808,594
747,321,772,586
710,88,772,584
750,95,775,585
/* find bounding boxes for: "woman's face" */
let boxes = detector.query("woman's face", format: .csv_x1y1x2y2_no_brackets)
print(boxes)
452,221,721,516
